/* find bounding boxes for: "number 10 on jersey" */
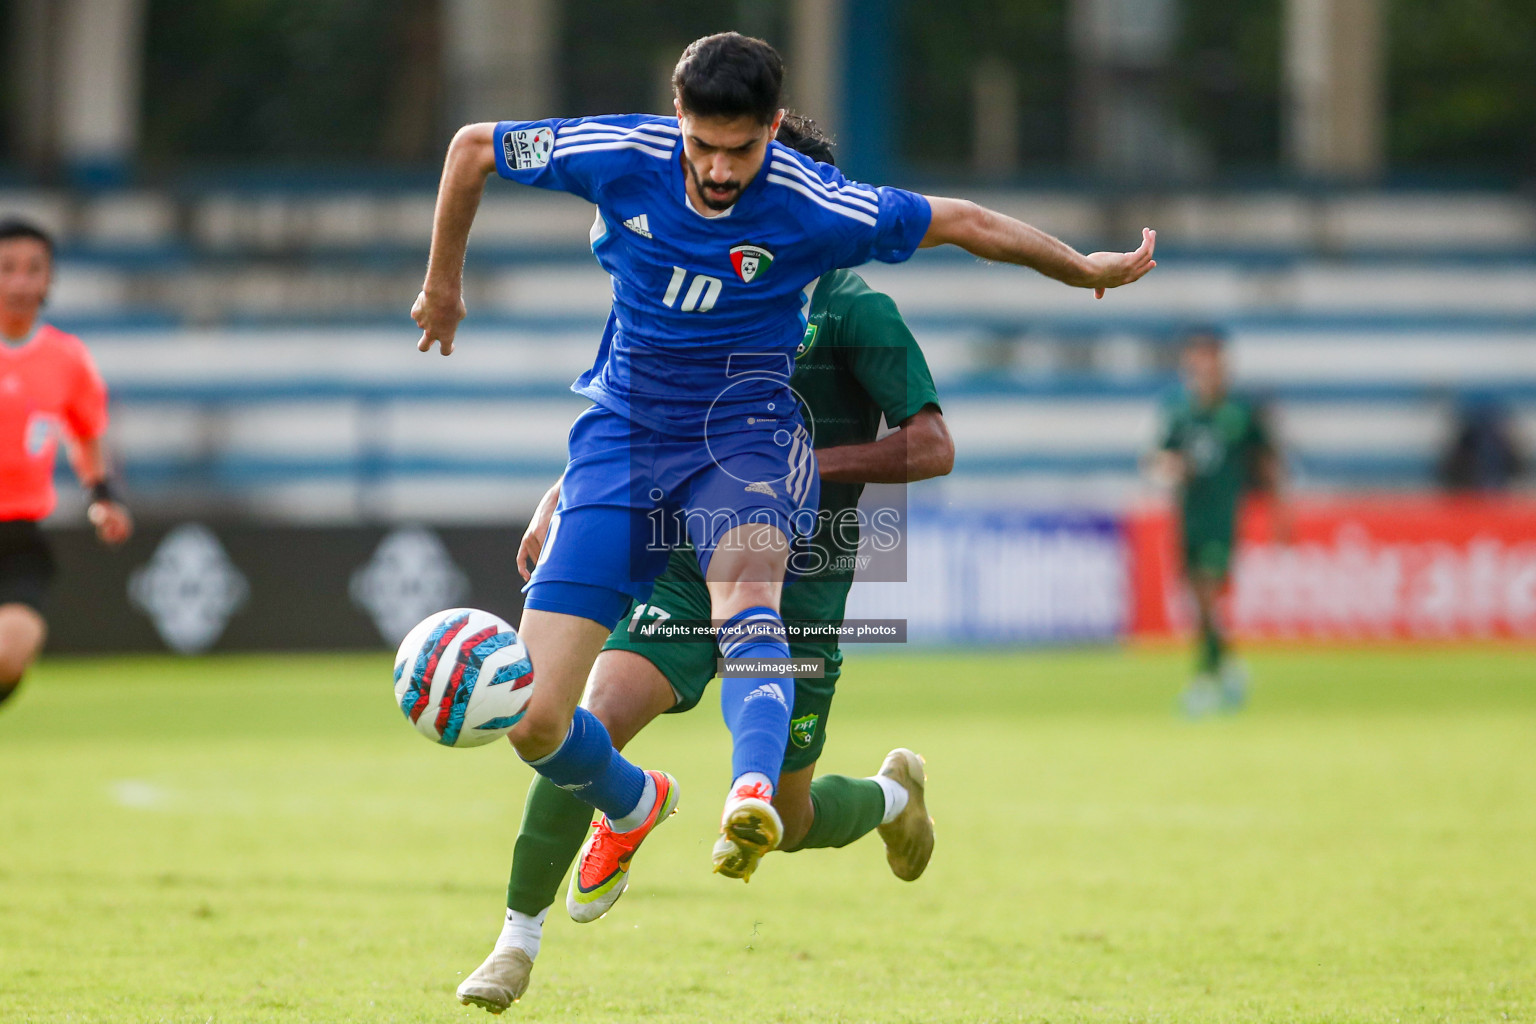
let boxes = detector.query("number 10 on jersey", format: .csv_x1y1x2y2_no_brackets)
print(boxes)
662,266,722,313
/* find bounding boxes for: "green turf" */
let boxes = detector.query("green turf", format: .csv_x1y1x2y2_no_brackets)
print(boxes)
1,646,1533,1023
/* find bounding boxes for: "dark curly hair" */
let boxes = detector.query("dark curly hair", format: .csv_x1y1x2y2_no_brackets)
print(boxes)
672,32,784,126
776,112,836,165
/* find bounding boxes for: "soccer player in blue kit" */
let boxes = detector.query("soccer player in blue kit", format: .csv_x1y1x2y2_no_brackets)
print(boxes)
412,32,1156,906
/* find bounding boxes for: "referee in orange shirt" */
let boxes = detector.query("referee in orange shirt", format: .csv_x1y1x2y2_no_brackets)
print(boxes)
0,218,132,708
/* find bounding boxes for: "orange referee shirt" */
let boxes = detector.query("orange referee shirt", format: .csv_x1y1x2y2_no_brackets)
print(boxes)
0,324,109,522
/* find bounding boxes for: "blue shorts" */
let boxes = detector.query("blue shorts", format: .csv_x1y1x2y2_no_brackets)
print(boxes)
524,405,820,628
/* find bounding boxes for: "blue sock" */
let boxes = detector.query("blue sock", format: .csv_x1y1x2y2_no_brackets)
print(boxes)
717,607,794,790
526,707,646,820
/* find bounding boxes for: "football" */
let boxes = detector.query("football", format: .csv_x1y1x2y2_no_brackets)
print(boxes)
393,607,535,748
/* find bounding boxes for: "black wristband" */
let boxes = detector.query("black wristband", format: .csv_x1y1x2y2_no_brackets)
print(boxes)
88,479,118,505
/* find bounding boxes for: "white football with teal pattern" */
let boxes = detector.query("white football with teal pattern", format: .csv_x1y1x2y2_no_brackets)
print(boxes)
393,607,535,748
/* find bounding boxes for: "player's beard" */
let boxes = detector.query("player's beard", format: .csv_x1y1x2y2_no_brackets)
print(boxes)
685,160,743,211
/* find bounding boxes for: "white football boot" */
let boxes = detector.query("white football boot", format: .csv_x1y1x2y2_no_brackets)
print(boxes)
1180,674,1222,718
875,748,935,881
1218,659,1250,711
457,945,534,1014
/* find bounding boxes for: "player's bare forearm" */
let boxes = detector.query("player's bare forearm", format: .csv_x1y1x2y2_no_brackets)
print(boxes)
919,198,1089,278
70,435,109,488
1256,450,1288,498
816,408,953,484
1255,451,1293,542
518,474,564,581
425,123,497,289
414,123,497,354
919,196,1156,298
71,435,133,544
1148,450,1188,488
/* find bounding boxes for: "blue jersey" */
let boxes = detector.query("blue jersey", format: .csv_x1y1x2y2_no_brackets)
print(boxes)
492,114,932,437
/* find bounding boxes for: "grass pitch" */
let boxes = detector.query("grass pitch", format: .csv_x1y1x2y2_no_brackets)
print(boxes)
1,645,1533,1023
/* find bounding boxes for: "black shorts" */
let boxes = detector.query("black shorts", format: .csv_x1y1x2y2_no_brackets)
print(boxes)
0,520,56,614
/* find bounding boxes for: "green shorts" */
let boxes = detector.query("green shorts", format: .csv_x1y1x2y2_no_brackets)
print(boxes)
1182,531,1234,579
601,555,841,774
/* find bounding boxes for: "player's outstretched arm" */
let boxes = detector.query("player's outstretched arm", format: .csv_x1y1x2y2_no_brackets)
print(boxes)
816,407,954,485
920,197,1156,299
413,122,499,356
1146,449,1189,489
1256,447,1294,544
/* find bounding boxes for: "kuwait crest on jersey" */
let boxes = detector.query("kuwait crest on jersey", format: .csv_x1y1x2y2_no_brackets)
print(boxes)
729,243,774,283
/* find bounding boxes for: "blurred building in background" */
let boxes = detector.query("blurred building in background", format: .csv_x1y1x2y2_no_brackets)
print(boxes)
3,0,1534,648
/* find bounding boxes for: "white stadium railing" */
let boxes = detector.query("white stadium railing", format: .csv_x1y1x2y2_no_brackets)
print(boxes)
11,184,1531,521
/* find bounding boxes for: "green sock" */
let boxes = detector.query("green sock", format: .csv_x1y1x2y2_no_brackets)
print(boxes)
507,775,595,915
1198,617,1225,676
793,774,887,851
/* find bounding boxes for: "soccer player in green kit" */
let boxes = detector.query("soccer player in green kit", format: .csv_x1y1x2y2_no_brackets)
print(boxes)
1152,328,1288,717
457,116,955,1013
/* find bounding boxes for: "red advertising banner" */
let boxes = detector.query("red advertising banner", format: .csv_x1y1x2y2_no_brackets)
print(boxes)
1127,497,1536,639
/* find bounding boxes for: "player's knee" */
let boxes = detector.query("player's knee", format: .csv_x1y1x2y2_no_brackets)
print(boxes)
0,652,29,703
0,649,32,691
0,609,46,679
737,580,780,609
507,703,573,760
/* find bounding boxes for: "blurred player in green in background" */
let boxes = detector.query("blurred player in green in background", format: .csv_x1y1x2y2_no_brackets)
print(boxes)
1151,328,1287,717
457,115,953,1013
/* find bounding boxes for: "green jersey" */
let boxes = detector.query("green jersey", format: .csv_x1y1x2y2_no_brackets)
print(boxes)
788,267,942,599
634,267,940,623
1158,392,1273,547
601,269,940,768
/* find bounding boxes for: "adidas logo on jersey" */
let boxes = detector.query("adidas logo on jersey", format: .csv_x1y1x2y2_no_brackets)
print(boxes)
623,214,652,238
745,481,778,498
